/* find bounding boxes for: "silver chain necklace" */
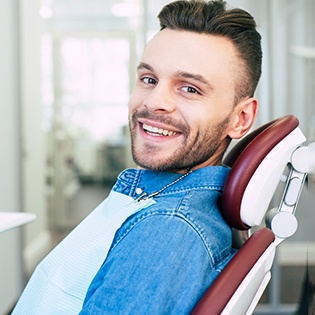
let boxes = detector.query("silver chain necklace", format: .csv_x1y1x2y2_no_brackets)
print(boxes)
135,168,193,202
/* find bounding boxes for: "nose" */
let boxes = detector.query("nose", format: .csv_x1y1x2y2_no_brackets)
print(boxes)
143,82,176,113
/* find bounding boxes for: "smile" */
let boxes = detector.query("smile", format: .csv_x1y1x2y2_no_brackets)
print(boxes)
142,123,178,136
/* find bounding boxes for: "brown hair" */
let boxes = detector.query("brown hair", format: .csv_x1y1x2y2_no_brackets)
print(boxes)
158,0,262,103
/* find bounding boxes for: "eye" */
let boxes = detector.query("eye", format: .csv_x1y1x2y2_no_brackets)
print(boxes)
182,86,199,94
142,77,157,85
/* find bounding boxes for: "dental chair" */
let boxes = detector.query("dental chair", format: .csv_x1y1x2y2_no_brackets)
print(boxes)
192,115,309,315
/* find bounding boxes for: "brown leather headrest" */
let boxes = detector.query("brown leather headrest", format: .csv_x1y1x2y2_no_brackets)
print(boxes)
221,115,300,230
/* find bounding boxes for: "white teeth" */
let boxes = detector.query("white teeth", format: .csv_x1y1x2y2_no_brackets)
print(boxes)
143,123,177,136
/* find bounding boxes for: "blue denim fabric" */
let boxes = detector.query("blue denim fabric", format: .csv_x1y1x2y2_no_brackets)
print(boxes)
79,166,233,315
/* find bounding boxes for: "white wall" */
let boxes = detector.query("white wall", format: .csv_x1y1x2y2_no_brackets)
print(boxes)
0,0,24,313
0,0,47,313
228,0,313,135
19,0,49,275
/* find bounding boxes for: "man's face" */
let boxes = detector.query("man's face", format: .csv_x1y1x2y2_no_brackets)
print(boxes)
128,29,241,173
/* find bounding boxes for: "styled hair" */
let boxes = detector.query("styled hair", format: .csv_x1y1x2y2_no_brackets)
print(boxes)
158,0,262,103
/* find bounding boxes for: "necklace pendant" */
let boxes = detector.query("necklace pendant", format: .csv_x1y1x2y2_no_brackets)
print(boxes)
135,191,149,202
133,168,193,204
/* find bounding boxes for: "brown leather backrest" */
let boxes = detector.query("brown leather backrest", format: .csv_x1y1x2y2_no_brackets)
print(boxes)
191,228,275,315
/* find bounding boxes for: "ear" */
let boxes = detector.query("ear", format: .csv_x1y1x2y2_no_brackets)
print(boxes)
228,97,258,139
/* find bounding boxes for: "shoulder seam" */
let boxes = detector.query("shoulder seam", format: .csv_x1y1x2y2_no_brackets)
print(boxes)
109,211,216,267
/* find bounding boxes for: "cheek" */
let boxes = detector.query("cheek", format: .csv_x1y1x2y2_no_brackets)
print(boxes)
185,110,229,141
128,93,139,115
181,108,212,131
128,86,146,112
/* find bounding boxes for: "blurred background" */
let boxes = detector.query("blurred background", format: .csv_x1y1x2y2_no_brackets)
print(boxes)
0,0,314,314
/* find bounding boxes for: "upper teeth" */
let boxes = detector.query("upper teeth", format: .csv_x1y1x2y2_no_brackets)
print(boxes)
143,123,177,136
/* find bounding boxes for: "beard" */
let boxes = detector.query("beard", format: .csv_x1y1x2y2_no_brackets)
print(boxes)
129,109,231,172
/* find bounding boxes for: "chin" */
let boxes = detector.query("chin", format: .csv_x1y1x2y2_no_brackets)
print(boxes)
133,157,186,173
133,157,161,171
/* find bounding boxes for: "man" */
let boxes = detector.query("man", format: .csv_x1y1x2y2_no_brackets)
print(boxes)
13,0,261,314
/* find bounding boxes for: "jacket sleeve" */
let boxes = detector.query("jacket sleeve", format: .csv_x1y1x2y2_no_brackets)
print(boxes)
79,214,222,315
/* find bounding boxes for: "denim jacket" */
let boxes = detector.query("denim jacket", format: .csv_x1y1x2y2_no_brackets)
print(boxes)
80,165,233,315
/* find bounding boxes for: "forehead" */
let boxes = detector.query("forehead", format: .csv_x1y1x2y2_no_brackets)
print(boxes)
141,29,240,83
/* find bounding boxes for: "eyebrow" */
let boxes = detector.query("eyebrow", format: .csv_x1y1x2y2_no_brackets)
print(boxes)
137,62,215,91
174,71,215,91
137,62,154,72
